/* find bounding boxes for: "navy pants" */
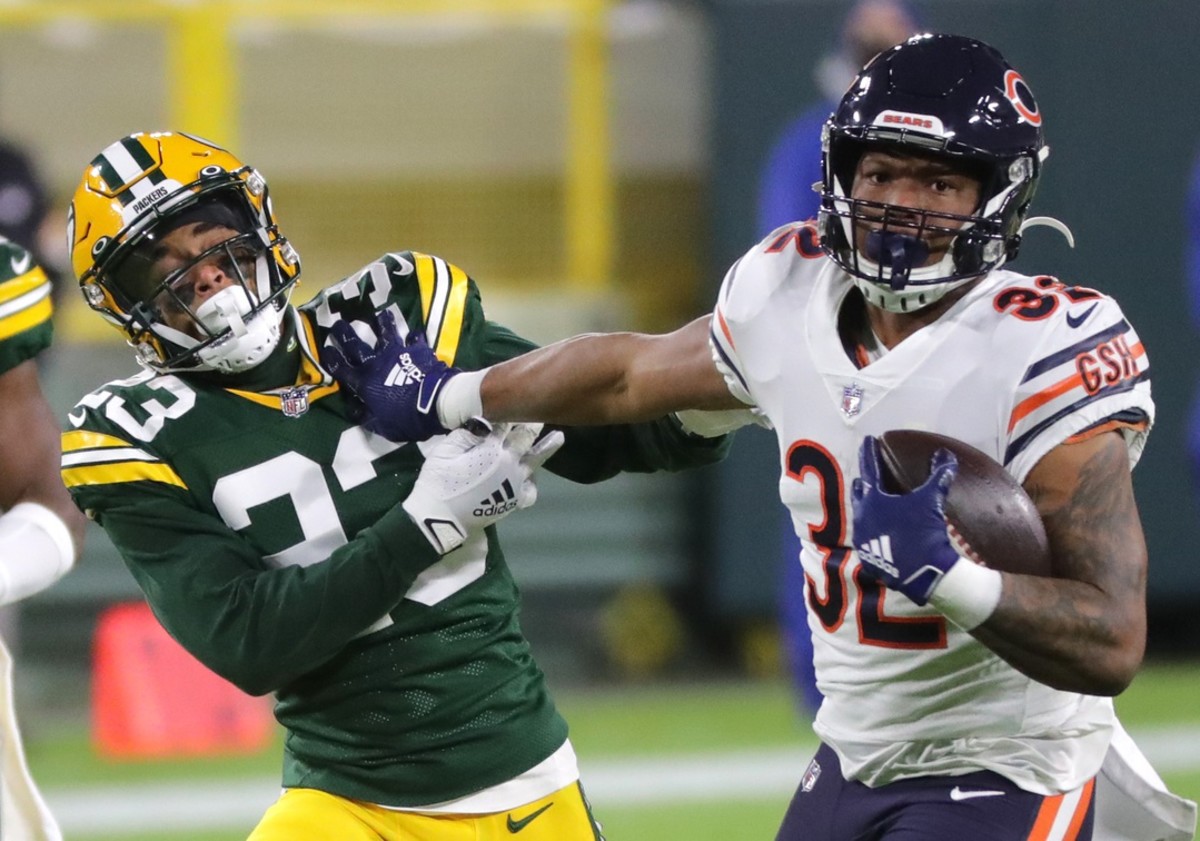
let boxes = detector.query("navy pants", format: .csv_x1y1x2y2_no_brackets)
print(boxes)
776,744,1095,841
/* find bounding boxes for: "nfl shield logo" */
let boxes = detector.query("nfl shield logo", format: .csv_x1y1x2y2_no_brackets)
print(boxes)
840,383,864,417
280,386,310,418
801,758,822,792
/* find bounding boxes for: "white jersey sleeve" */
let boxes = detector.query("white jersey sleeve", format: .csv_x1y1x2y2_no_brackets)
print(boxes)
996,279,1153,483
709,255,757,406
710,223,827,407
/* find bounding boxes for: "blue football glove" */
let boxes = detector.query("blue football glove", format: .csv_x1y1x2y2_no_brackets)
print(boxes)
850,436,962,605
324,309,459,442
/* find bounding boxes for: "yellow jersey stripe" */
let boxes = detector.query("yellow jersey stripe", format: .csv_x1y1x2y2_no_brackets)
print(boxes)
0,268,48,305
414,252,437,331
62,429,133,453
229,382,340,410
62,460,187,490
411,252,467,366
0,267,52,340
296,313,329,386
0,295,52,341
435,262,469,366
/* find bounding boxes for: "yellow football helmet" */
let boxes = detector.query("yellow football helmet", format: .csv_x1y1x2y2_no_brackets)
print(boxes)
68,131,301,373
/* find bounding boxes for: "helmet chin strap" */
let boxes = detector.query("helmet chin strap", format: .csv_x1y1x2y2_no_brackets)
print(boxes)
204,287,251,338
176,284,282,374
865,231,930,289
195,286,253,336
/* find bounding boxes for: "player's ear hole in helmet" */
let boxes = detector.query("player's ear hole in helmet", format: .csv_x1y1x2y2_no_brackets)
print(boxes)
817,33,1072,314
68,131,302,374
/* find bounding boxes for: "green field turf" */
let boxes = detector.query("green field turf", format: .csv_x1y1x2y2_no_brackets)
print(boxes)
26,662,1199,840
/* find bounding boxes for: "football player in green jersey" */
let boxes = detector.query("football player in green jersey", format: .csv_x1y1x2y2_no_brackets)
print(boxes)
0,238,86,840
60,131,728,841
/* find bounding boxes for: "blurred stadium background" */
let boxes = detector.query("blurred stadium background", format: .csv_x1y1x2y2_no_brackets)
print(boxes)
0,0,1196,838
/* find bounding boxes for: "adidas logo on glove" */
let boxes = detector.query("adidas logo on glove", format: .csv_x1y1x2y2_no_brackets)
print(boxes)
474,480,518,518
858,535,900,578
384,353,426,388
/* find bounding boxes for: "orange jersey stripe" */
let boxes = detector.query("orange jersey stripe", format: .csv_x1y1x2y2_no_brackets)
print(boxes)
1008,341,1146,433
715,307,735,350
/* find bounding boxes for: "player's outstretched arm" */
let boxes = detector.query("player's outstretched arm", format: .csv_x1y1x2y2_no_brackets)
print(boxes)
325,313,744,440
472,316,742,426
971,431,1147,696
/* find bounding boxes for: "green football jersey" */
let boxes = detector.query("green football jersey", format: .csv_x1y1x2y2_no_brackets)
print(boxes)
62,251,726,807
0,237,53,374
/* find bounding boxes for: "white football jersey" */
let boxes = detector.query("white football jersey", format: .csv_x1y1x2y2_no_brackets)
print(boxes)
710,222,1154,795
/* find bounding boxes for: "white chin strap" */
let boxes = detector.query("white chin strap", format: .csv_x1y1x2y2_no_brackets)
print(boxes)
193,285,283,373
145,254,288,374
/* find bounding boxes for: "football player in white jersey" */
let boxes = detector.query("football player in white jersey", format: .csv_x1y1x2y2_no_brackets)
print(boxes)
326,33,1196,841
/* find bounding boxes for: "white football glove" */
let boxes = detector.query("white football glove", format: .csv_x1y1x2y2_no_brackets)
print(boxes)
403,419,565,554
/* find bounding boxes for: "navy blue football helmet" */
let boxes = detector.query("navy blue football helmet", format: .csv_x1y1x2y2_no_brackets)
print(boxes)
819,33,1056,312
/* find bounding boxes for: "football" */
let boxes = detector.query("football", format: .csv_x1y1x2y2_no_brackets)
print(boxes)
876,429,1052,577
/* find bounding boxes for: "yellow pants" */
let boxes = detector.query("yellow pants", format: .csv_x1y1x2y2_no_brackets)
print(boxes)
247,782,604,841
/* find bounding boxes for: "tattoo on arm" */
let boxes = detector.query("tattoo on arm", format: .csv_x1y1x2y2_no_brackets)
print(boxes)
973,433,1146,694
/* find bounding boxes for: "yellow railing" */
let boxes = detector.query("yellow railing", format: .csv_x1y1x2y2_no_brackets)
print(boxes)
1,0,614,292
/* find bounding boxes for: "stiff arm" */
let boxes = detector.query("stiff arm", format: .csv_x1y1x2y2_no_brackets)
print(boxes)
475,316,744,426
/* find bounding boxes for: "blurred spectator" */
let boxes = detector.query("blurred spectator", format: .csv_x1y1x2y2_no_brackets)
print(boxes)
0,140,48,254
756,0,919,716
757,0,921,235
0,139,60,277
0,137,72,347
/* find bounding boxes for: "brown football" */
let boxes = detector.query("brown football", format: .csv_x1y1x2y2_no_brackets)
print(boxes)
876,429,1052,577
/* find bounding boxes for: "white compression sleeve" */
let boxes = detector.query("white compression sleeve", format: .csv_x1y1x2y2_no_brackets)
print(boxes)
928,558,1003,631
437,369,487,430
0,503,77,605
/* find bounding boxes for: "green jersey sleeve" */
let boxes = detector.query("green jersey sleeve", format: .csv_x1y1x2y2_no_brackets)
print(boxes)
0,239,53,373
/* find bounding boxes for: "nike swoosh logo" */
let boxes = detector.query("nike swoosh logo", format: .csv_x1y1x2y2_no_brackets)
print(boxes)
1066,303,1098,329
507,802,553,833
949,786,1006,801
10,252,31,276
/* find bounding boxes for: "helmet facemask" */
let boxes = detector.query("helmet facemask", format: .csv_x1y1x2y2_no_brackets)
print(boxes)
820,135,1039,313
96,193,293,374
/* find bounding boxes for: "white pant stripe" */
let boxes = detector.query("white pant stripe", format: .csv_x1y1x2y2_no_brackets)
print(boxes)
1044,783,1086,840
